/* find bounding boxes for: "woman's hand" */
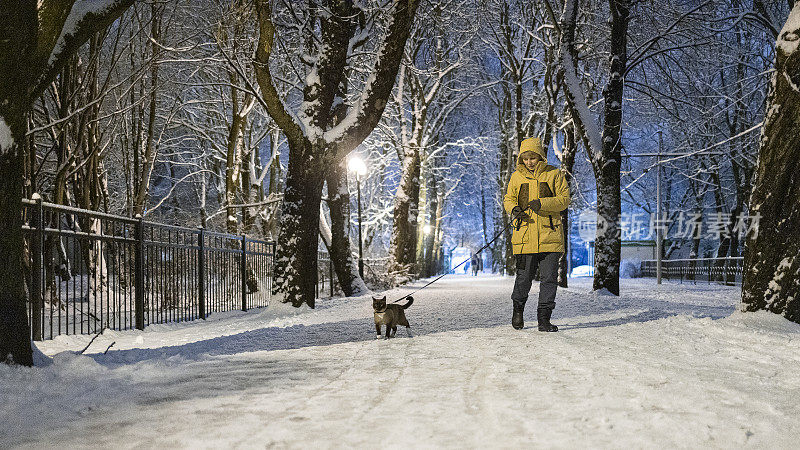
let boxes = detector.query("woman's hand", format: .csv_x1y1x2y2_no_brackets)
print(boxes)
511,206,530,220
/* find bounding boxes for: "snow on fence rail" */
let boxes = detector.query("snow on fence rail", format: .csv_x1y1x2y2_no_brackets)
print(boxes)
22,198,275,341
639,257,743,285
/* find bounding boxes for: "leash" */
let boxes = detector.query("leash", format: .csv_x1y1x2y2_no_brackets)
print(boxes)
391,207,529,303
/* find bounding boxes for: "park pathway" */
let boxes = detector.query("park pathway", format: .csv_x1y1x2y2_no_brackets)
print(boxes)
3,275,800,448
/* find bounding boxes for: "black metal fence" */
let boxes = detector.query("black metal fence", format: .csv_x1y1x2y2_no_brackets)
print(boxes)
364,256,391,289
22,198,275,341
640,257,744,285
315,253,391,296
317,251,335,298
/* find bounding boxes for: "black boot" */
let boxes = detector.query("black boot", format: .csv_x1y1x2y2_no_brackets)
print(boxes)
537,308,558,332
512,303,524,330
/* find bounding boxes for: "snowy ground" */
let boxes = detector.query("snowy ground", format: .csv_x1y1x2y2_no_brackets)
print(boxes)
3,275,800,448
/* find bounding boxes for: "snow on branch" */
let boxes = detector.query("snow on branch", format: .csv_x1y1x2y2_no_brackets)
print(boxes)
557,0,603,160
423,60,461,106
777,4,800,93
325,0,419,158
39,0,133,98
625,1,713,77
48,1,118,65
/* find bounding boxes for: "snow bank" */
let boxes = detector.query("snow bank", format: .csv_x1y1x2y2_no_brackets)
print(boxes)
570,264,594,277
723,309,800,333
620,258,641,278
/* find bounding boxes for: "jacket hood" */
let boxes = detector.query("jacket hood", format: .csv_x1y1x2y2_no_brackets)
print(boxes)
519,137,547,160
517,137,547,176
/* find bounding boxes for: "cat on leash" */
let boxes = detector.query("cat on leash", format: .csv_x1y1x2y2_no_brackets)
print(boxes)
373,295,413,339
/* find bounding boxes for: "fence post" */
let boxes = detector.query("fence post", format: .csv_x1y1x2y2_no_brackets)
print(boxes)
329,258,333,297
271,242,276,300
31,194,44,341
241,234,247,311
134,214,145,330
198,226,206,320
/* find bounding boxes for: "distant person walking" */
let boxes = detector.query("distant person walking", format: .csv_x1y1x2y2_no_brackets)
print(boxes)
471,254,479,276
503,137,571,332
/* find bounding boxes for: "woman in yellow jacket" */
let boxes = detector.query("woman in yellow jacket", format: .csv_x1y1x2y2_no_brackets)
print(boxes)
503,137,571,331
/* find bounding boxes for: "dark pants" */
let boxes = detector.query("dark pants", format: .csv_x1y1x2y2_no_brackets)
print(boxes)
511,252,561,311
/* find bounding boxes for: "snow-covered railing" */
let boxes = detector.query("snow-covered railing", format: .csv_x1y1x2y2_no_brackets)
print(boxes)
639,257,743,286
21,198,275,341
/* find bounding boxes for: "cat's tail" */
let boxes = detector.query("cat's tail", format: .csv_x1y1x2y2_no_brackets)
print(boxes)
401,296,414,309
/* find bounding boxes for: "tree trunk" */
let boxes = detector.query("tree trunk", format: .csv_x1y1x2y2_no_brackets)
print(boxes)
78,33,110,313
555,0,625,295
326,160,368,296
0,117,32,365
132,5,162,216
558,123,578,288
272,144,325,308
255,0,418,306
0,6,36,365
1,0,133,365
265,130,283,236
687,181,704,281
741,5,800,323
592,0,629,296
498,81,516,275
432,186,445,276
415,166,427,268
422,171,439,278
389,148,420,279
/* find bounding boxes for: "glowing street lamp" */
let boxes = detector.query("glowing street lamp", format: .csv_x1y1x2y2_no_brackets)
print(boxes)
348,155,367,278
347,156,367,179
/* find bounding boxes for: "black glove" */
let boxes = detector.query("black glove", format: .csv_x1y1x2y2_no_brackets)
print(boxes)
511,206,529,221
528,199,541,212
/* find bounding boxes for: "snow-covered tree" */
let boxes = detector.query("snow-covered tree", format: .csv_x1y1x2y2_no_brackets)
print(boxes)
480,0,541,274
553,0,734,294
386,0,479,280
324,158,369,297
0,0,134,366
253,0,419,307
741,3,800,324
551,0,626,295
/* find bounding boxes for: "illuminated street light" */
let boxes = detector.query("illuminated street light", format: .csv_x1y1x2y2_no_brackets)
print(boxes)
347,156,367,179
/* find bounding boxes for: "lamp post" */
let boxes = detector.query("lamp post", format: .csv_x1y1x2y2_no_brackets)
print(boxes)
348,156,367,278
656,130,662,284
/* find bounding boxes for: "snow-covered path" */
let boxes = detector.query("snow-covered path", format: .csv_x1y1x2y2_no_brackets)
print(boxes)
3,276,800,448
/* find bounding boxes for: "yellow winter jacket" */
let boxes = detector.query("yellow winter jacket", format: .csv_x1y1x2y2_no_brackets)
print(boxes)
503,155,571,254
